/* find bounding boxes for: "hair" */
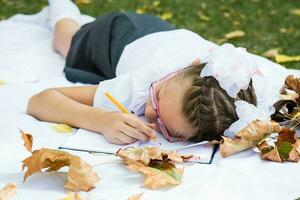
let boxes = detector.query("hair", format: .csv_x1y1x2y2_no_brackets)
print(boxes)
179,63,257,142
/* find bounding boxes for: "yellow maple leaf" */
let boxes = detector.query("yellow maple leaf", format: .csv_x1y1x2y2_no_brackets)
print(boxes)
53,124,74,133
61,191,83,200
290,9,300,16
160,11,173,20
224,30,245,39
0,80,6,85
75,0,91,4
136,8,145,14
153,1,160,7
275,54,300,63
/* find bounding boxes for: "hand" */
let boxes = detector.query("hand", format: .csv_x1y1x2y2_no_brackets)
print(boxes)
100,111,155,144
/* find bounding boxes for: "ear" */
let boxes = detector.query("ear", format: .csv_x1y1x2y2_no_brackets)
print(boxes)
190,58,201,66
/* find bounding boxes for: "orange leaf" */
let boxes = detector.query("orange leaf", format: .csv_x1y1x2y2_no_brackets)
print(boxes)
0,183,17,200
20,129,33,152
117,147,185,189
22,148,100,192
261,148,282,162
128,192,144,200
220,120,281,157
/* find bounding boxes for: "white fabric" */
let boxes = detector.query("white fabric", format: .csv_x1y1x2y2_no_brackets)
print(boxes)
1,8,300,200
93,29,217,115
48,0,81,28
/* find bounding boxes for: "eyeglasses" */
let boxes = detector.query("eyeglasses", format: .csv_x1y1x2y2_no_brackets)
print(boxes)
149,68,188,142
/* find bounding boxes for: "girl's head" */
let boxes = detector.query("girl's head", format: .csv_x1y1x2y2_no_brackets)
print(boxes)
144,63,257,142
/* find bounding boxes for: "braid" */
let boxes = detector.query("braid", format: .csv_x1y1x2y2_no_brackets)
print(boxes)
181,63,257,142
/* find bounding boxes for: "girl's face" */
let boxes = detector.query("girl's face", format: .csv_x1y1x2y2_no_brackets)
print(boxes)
144,77,195,141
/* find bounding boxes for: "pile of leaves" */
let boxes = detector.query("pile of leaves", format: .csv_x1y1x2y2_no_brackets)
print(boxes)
116,147,192,189
220,75,300,163
257,128,300,162
21,130,100,192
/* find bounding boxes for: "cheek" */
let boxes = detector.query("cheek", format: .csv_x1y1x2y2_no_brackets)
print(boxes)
144,97,157,122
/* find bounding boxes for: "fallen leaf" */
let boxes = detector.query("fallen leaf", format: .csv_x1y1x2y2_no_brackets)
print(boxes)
258,128,300,162
290,9,300,16
197,11,210,21
160,11,173,20
125,159,183,189
0,80,6,85
20,129,33,152
224,30,245,39
128,192,144,200
262,48,280,58
61,191,83,200
275,54,300,63
152,1,160,7
117,147,186,189
285,75,300,93
220,120,281,157
75,0,91,5
117,146,192,165
22,148,100,192
0,183,17,200
53,124,74,133
136,8,145,14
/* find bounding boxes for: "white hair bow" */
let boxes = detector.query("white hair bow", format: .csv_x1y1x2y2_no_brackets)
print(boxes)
200,43,275,138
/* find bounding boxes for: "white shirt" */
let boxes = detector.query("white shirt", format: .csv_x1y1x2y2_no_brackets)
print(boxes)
93,29,217,115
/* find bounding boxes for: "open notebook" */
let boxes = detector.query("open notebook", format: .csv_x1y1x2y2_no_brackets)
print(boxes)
60,128,218,164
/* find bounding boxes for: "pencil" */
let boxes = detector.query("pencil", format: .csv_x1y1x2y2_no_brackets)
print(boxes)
104,92,157,142
104,92,130,113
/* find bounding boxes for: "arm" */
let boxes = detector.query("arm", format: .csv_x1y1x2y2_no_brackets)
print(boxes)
27,86,154,144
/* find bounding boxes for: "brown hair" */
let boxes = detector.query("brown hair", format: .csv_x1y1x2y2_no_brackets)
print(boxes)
180,63,257,142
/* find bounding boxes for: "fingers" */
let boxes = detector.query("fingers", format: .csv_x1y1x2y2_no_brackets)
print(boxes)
105,132,136,144
121,123,148,142
123,114,155,138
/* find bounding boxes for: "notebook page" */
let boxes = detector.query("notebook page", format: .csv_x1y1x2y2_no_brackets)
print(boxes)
60,128,216,163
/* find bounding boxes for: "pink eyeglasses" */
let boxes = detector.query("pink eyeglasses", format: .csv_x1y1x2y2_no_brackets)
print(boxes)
149,68,188,142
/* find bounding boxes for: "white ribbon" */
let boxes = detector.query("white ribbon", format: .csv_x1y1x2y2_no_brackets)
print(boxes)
200,43,261,98
199,43,275,138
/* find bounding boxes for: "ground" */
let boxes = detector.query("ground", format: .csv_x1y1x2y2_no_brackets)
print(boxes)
0,0,299,68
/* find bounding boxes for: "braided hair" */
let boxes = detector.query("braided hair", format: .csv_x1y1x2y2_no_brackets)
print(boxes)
180,63,257,142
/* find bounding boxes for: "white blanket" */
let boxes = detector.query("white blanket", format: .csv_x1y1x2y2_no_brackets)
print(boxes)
0,8,300,200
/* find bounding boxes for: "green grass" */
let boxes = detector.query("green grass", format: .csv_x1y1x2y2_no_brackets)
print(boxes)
1,0,300,68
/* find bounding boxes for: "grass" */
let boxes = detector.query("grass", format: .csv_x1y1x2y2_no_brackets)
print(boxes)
0,0,300,69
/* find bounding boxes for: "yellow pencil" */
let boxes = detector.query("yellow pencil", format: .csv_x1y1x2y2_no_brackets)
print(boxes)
104,92,157,142
104,92,130,113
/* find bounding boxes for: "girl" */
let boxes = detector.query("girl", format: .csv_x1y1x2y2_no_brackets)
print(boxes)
27,0,256,144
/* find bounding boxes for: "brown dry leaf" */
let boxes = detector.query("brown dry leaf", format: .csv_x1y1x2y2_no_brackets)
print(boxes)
117,146,192,165
220,120,281,157
262,48,279,58
261,147,282,162
128,192,144,200
0,183,17,200
117,147,185,189
224,30,245,39
285,75,300,93
22,148,100,192
258,128,300,162
20,129,33,152
125,159,183,189
61,191,83,200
